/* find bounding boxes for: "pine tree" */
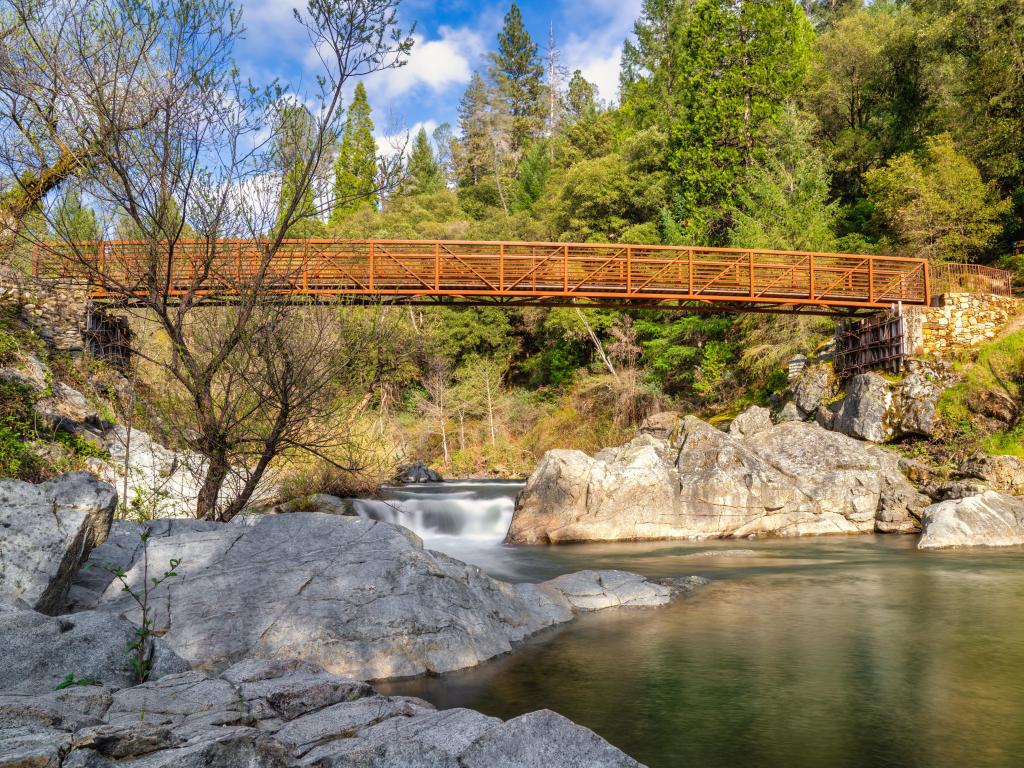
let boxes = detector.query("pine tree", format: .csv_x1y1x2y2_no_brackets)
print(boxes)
330,82,378,224
406,127,444,195
565,70,598,123
488,3,545,157
455,72,493,187
512,140,550,211
730,107,839,252
275,102,324,237
52,189,99,242
623,0,813,239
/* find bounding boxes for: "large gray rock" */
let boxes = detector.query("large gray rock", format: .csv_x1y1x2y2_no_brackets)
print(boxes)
824,372,894,443
2,658,643,767
919,491,1024,549
790,363,835,418
728,405,773,437
506,418,928,544
0,472,116,613
819,362,955,443
84,513,676,680
65,519,220,612
958,454,1024,496
0,606,188,693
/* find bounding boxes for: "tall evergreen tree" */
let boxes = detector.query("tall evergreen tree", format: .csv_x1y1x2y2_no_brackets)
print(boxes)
455,72,493,187
275,102,324,237
623,0,813,240
730,107,839,252
330,82,378,224
52,189,99,242
488,3,545,157
406,127,444,195
564,70,598,123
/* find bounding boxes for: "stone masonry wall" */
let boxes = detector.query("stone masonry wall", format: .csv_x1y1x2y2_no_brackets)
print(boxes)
905,292,1022,357
0,267,89,352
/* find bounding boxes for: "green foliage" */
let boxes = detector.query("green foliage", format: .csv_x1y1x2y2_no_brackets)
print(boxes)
513,140,550,212
0,380,39,479
427,307,519,366
52,189,100,242
97,528,181,683
331,82,378,222
275,102,325,238
730,106,839,252
55,673,102,690
489,3,545,155
564,70,598,124
406,127,445,195
807,4,928,202
866,133,1011,262
624,0,813,234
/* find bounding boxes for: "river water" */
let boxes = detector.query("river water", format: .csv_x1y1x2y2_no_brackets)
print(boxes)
355,481,1024,768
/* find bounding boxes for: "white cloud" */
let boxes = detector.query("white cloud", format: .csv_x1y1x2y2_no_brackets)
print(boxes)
376,120,439,160
366,27,484,101
560,0,642,105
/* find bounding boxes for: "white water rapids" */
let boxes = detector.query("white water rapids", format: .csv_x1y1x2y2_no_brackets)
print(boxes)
350,481,525,554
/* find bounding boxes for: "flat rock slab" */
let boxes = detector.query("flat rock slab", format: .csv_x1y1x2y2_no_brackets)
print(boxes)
0,472,116,613
2,658,644,767
82,513,682,681
919,491,1024,549
0,604,189,694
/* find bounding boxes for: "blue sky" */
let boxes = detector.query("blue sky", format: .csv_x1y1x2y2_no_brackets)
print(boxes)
234,0,642,150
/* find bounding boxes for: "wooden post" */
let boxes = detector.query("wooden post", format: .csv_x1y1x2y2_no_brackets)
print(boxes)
748,251,755,297
809,254,815,300
687,249,694,295
499,243,505,292
868,258,875,304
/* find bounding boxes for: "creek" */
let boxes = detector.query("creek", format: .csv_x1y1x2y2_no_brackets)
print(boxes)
356,481,1024,768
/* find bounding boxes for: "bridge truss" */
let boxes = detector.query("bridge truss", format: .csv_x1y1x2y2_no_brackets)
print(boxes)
34,239,933,316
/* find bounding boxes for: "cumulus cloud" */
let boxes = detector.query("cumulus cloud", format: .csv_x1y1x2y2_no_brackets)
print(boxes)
376,120,440,160
561,0,642,104
366,27,484,101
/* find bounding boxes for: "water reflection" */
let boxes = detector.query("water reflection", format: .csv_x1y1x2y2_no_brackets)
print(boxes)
366,483,1024,768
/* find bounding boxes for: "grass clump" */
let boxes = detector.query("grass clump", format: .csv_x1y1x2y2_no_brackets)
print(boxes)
936,328,1024,458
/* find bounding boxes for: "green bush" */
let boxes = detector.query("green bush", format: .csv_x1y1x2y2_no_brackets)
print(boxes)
0,380,39,478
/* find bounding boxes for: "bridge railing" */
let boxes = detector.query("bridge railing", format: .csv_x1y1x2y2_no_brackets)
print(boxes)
930,262,1014,297
32,239,931,310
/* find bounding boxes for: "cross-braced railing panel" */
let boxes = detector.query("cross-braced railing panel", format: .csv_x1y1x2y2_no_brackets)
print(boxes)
33,239,934,313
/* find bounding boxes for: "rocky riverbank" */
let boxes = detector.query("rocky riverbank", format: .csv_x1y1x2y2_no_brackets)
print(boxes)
0,473,694,766
0,656,647,766
506,408,1024,549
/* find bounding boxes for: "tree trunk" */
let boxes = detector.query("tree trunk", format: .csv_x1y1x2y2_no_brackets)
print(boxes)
196,452,231,520
486,379,496,447
575,308,619,383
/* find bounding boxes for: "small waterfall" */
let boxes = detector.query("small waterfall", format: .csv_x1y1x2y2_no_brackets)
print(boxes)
351,480,524,547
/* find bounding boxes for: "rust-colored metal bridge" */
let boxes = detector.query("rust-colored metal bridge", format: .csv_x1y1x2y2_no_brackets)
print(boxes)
35,239,938,316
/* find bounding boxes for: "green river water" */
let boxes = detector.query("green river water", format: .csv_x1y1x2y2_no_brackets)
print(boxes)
362,483,1024,768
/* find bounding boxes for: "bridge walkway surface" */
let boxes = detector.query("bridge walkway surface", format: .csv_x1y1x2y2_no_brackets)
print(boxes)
33,239,938,316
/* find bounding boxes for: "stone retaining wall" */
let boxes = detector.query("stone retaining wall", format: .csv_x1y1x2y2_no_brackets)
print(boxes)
0,268,89,352
905,292,1021,357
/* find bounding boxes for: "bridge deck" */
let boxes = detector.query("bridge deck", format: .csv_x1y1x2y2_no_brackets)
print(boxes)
35,239,932,315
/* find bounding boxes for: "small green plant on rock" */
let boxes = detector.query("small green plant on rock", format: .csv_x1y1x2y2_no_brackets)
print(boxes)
55,673,102,690
97,527,181,683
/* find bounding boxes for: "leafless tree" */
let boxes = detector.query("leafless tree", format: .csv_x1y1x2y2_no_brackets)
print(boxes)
0,0,236,253
12,0,413,519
